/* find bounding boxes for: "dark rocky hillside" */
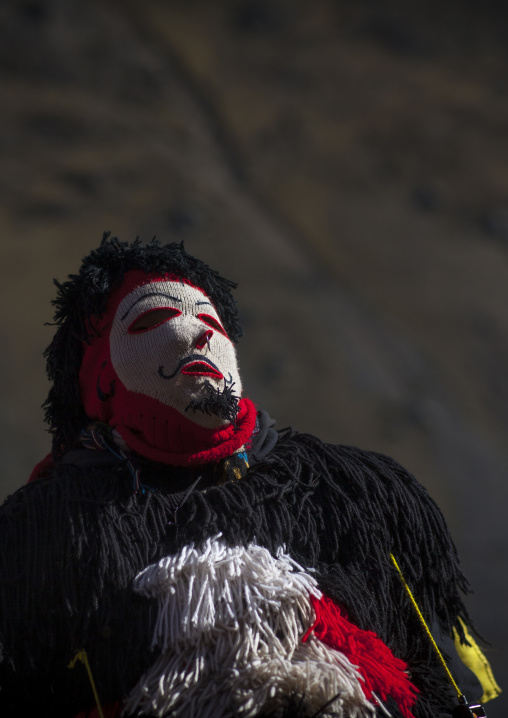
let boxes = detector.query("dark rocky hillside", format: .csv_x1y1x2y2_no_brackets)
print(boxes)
0,0,506,713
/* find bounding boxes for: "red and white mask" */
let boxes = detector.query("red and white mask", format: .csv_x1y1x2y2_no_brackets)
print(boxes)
110,277,242,428
79,270,256,466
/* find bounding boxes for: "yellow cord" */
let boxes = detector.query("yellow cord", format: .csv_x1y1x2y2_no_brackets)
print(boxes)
390,553,463,700
68,649,105,718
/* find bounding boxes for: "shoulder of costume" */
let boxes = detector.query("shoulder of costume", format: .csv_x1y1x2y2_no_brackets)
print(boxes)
251,429,471,622
256,428,435,502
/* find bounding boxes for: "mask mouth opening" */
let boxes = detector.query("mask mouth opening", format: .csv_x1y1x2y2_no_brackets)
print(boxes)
181,361,224,380
158,354,224,382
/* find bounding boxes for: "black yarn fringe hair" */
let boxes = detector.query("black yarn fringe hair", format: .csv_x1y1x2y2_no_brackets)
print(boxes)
0,432,471,717
43,232,242,457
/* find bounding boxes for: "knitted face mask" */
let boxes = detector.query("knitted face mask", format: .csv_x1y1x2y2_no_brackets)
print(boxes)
110,277,243,426
79,270,256,466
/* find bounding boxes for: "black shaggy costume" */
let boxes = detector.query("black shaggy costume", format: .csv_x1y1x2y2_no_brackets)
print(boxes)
0,236,492,718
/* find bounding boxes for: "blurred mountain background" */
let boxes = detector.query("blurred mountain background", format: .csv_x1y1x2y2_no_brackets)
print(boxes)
0,0,506,713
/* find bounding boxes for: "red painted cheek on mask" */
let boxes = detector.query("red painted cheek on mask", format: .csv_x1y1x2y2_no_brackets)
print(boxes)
77,271,165,422
79,334,118,424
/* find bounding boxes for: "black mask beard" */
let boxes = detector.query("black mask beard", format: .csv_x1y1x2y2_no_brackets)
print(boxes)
185,380,240,426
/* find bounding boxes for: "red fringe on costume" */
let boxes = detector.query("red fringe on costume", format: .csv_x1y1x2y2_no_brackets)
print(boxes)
303,594,418,718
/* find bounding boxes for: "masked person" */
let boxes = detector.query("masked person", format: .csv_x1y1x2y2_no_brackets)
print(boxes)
0,235,500,718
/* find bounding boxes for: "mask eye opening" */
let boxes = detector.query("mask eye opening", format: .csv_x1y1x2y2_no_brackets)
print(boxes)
128,307,182,334
197,313,228,338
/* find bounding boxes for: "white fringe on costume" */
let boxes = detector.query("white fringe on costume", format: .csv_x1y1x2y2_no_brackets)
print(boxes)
124,536,376,718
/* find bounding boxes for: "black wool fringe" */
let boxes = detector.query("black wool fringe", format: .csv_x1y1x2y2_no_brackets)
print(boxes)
0,432,470,717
